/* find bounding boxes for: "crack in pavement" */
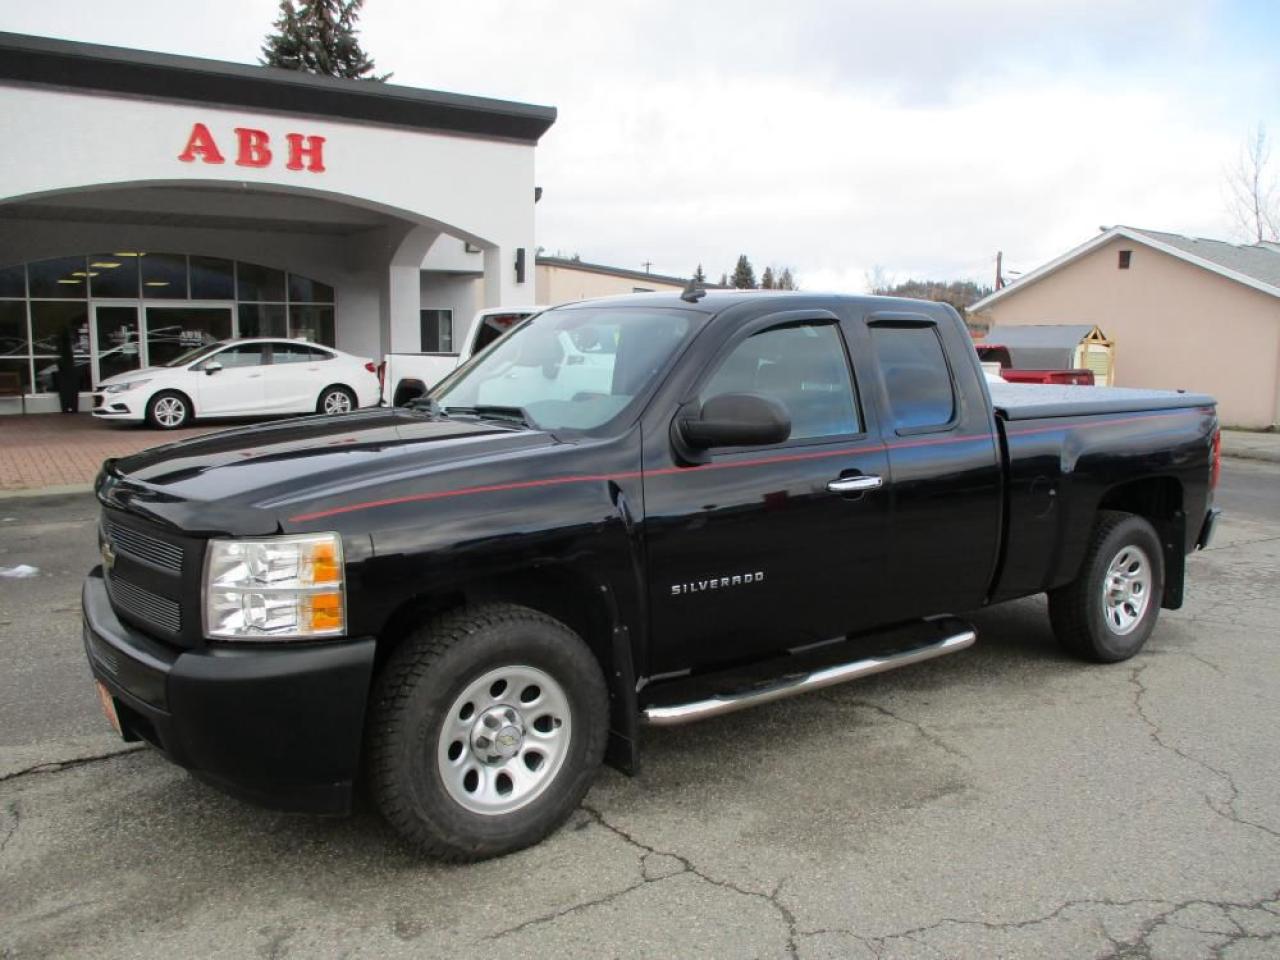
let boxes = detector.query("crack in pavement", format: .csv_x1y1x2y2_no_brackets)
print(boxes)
800,890,1280,958
486,804,801,958
818,695,969,761
0,800,19,859
0,745,144,785
1128,663,1280,842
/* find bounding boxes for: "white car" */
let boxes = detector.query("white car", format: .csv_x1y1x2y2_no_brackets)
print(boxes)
92,338,380,429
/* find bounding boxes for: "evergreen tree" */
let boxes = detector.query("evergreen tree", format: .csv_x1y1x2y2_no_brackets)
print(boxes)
760,266,776,289
777,267,798,290
261,0,390,81
730,254,757,289
692,263,706,284
718,273,729,287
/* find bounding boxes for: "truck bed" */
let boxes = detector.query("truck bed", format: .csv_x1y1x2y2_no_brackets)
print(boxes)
988,381,1217,608
989,382,1216,421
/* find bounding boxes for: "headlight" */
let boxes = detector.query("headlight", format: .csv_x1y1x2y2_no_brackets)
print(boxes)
104,379,150,394
204,533,345,640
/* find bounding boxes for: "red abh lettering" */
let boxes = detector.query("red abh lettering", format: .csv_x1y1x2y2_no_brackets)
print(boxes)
286,133,327,172
177,124,325,173
234,127,272,168
177,122,225,164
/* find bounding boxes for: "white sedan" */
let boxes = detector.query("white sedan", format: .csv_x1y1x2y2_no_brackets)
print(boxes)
92,338,380,429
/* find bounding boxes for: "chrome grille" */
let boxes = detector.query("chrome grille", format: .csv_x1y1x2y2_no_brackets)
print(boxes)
108,576,182,634
107,522,184,573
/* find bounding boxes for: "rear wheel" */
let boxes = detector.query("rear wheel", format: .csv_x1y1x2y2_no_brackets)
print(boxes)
1049,511,1164,662
367,603,608,861
146,391,191,429
317,385,355,415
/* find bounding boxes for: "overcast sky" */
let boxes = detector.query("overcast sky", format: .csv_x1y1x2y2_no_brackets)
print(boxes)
3,0,1278,290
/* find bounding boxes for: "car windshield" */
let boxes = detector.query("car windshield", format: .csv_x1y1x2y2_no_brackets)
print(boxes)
430,306,705,431
163,341,228,368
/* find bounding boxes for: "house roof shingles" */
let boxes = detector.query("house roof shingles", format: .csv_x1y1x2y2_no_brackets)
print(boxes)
970,225,1280,312
1127,228,1280,290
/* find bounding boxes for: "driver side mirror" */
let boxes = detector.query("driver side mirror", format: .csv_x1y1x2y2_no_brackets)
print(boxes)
679,392,791,450
203,361,223,376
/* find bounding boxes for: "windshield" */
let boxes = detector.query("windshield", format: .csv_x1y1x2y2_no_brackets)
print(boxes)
164,341,228,368
430,306,705,431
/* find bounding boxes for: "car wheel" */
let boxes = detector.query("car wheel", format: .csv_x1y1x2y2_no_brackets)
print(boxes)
318,385,356,415
1048,510,1164,663
367,603,608,861
146,391,192,430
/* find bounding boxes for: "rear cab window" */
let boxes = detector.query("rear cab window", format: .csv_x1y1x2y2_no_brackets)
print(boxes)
868,323,957,433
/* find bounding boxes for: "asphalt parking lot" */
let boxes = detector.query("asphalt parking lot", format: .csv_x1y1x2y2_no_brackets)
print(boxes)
1,460,1278,959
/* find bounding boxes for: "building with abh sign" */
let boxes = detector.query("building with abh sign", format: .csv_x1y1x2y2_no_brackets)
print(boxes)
0,31,554,411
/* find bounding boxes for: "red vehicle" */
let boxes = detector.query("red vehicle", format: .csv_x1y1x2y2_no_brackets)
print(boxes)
976,344,1095,386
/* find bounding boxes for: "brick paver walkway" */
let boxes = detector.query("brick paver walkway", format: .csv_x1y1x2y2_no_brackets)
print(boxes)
0,414,219,492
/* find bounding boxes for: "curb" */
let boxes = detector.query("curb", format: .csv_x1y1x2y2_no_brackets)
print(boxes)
0,483,95,500
1222,451,1280,465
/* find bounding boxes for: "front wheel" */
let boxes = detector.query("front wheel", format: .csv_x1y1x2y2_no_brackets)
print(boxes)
367,603,608,861
146,391,192,429
318,385,356,415
1049,511,1164,662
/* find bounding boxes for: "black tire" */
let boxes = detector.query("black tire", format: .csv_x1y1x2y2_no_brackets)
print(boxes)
1049,511,1164,663
145,390,192,430
367,602,608,861
317,385,356,415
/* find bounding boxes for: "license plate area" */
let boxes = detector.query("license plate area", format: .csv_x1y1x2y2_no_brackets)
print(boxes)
96,681,123,737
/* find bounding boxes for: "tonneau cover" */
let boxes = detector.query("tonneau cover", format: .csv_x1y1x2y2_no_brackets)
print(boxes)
989,382,1215,421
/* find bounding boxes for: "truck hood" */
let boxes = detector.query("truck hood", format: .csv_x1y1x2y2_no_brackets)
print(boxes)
99,408,555,534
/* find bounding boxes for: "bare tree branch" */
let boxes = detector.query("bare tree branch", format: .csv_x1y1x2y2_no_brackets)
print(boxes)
1225,123,1279,243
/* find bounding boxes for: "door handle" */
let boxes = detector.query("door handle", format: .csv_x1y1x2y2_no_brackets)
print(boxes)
827,475,883,494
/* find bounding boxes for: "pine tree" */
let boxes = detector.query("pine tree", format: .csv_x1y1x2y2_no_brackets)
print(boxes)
760,266,776,289
731,255,757,289
692,264,706,284
777,267,798,290
261,0,390,81
718,273,729,287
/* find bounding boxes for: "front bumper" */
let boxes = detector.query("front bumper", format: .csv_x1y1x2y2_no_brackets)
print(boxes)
91,395,142,420
82,567,376,814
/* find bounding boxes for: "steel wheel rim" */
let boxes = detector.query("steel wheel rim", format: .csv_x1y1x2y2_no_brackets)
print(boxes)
154,397,185,427
437,664,572,816
323,391,352,414
1102,544,1151,635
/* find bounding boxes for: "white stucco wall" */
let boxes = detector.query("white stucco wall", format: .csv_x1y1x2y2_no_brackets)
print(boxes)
0,81,549,412
419,274,483,351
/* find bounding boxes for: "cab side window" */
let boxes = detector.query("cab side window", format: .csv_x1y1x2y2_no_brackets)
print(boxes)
700,322,860,440
210,344,267,368
869,323,955,432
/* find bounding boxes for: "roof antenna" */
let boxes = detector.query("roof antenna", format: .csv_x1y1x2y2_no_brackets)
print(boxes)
680,276,707,303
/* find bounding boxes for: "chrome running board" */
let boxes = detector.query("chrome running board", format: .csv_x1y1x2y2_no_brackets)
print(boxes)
642,626,975,727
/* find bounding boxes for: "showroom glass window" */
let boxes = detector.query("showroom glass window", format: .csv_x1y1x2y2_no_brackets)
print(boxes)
0,254,337,394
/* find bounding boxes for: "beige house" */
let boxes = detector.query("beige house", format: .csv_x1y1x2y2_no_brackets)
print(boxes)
535,255,688,303
970,226,1280,428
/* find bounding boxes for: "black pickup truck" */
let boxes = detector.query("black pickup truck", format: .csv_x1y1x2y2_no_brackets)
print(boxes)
83,291,1221,859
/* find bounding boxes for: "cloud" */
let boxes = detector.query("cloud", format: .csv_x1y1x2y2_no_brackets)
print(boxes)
3,0,1277,289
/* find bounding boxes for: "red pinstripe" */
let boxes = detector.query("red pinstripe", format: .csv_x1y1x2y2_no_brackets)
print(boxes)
287,407,1207,523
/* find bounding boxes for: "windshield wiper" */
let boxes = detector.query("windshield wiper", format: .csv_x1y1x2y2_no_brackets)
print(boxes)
442,404,536,428
407,396,445,416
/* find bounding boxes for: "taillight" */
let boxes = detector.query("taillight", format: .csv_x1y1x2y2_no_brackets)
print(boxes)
364,361,377,374
1211,428,1221,489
